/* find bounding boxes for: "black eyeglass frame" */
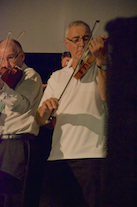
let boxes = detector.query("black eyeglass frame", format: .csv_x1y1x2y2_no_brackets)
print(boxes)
0,50,22,64
66,35,90,44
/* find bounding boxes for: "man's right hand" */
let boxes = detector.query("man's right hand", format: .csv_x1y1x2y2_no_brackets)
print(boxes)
35,98,58,126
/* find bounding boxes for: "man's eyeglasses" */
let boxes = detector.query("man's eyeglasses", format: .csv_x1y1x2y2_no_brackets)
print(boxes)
0,51,22,64
67,35,90,44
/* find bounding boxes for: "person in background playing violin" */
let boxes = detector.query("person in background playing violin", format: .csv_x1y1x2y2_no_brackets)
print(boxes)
36,20,107,207
0,39,43,206
61,51,71,68
42,51,71,91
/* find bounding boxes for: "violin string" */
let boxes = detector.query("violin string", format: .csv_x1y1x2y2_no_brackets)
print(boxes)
0,31,12,70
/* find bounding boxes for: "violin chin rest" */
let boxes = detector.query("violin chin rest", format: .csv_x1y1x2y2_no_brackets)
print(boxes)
1,68,23,89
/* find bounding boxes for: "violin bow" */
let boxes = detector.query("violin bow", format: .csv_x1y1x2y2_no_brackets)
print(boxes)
16,30,25,41
0,31,12,70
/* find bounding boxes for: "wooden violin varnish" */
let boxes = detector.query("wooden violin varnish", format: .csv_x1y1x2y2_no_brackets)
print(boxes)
0,66,23,89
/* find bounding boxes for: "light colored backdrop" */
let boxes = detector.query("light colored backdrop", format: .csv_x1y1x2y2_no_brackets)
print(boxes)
0,0,136,53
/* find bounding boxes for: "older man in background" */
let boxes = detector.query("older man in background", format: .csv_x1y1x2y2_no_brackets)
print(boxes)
0,39,43,206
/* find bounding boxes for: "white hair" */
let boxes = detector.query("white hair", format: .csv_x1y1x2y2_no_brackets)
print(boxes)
65,20,91,38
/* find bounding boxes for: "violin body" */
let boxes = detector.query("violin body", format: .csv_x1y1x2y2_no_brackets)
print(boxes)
0,66,23,89
74,38,108,80
74,52,96,79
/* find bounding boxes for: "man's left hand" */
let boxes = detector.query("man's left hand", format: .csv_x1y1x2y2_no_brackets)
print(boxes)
89,34,108,66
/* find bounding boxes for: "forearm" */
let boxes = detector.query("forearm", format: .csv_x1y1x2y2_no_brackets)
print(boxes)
97,67,106,101
35,97,58,127
35,107,50,126
1,72,43,113
0,83,32,113
89,33,107,101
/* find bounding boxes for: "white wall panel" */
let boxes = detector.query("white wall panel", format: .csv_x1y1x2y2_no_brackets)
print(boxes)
0,0,136,52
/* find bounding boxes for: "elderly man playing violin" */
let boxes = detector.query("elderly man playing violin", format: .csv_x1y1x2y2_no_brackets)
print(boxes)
0,39,43,206
36,20,107,207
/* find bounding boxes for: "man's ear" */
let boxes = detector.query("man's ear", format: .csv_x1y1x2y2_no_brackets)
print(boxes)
20,51,25,62
64,38,69,49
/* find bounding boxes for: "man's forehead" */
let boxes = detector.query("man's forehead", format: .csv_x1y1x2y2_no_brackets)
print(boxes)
68,25,90,37
0,42,17,54
0,48,16,58
62,57,70,62
0,40,15,49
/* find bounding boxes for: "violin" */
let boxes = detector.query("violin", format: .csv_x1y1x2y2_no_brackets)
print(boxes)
74,37,108,80
0,31,24,89
0,66,23,89
74,51,96,79
73,20,100,80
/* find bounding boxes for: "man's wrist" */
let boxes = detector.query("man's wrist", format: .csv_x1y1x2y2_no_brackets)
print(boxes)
45,119,51,124
97,64,107,71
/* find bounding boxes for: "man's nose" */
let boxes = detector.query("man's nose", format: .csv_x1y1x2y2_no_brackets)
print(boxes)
2,59,11,68
79,38,85,47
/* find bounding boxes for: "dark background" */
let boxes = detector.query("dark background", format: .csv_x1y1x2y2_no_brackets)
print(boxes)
23,53,62,206
104,16,137,207
25,53,62,83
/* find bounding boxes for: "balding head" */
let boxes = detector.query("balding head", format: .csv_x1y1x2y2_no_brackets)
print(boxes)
0,39,25,69
0,39,23,53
